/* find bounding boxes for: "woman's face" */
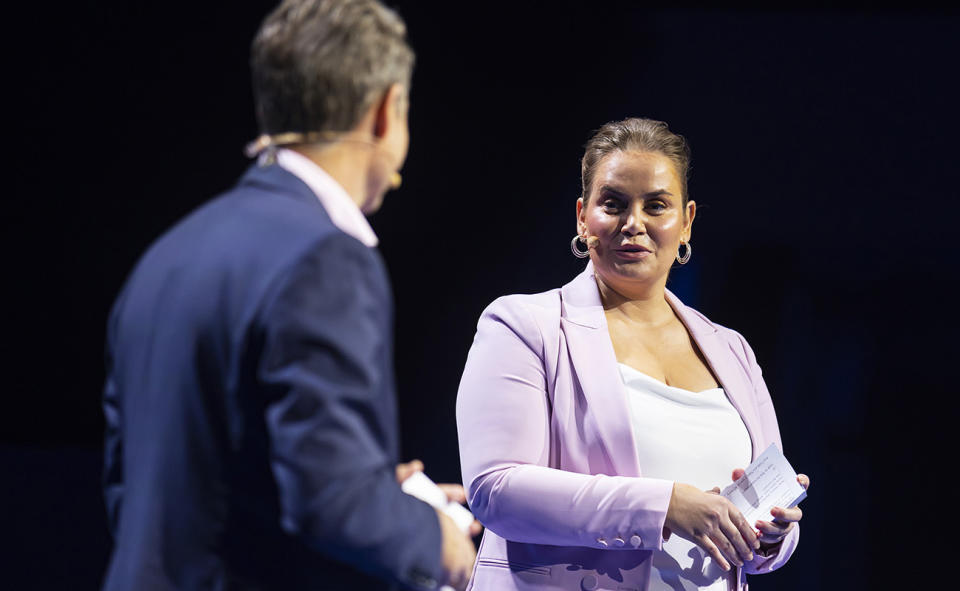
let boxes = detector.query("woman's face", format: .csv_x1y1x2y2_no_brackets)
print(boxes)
577,150,695,296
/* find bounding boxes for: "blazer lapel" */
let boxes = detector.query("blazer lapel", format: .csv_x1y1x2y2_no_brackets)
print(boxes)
558,266,766,475
665,291,764,460
559,263,642,477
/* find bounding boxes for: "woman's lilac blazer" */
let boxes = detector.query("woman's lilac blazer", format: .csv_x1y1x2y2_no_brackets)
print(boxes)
456,263,799,591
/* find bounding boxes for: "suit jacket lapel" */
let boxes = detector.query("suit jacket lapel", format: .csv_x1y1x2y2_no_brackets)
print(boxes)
560,263,642,477
665,291,763,460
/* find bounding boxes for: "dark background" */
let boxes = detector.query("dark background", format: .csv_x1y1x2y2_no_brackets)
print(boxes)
4,1,958,589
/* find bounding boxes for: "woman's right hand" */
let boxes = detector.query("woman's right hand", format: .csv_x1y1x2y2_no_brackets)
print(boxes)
663,483,760,571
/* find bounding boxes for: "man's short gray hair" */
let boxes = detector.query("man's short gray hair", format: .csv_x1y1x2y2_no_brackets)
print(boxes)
251,0,414,135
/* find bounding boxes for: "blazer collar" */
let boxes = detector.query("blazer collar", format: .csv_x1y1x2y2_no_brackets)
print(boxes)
560,262,717,338
558,262,640,476
559,262,762,465
559,262,604,328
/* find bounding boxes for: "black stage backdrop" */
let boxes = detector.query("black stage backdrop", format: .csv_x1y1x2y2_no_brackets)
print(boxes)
4,2,958,589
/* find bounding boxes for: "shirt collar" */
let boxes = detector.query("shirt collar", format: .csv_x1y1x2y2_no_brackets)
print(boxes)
269,148,379,248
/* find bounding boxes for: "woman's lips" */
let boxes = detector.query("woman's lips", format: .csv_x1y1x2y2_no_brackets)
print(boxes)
613,245,652,260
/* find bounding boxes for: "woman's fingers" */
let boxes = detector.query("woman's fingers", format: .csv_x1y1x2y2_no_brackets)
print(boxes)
755,519,794,543
756,519,790,535
731,507,760,553
698,535,731,572
749,474,806,545
710,526,744,567
753,503,802,543
666,483,770,571
770,505,802,524
717,508,755,564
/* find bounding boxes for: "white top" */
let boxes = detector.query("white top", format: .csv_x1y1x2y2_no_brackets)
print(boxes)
270,147,379,248
618,363,752,591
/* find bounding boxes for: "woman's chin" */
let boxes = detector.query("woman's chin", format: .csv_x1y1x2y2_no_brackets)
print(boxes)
608,260,660,277
596,261,666,288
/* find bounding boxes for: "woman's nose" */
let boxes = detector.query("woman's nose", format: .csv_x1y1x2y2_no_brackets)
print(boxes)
621,209,646,236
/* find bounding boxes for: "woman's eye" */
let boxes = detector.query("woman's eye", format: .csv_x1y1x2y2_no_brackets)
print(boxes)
646,201,667,212
602,200,622,211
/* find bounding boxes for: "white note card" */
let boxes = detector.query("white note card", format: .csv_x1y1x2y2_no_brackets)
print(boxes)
721,443,806,525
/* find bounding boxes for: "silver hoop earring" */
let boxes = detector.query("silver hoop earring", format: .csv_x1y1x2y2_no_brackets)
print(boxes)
570,235,590,259
676,241,692,265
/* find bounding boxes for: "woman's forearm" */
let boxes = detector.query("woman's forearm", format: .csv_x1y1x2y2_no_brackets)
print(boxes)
466,462,673,551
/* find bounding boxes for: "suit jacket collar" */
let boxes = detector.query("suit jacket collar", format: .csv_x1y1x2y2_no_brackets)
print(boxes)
272,149,379,247
559,263,762,471
237,160,328,210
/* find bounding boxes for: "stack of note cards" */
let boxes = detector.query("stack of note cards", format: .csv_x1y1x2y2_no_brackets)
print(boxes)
721,443,807,525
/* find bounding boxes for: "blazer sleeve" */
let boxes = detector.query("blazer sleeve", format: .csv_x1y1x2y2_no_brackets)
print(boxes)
102,293,125,536
732,331,801,575
457,297,674,551
256,234,443,590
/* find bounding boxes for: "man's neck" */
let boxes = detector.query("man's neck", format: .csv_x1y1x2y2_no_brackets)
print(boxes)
290,140,373,211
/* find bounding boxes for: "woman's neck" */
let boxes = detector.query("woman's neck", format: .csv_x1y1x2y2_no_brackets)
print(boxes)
596,274,674,327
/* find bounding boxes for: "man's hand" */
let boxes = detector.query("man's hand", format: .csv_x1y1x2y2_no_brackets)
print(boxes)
396,460,483,537
396,460,478,588
396,459,426,483
436,509,476,591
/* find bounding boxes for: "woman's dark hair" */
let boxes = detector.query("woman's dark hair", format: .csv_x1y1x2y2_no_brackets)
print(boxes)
581,118,691,205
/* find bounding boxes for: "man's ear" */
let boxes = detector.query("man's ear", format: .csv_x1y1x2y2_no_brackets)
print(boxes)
373,83,404,140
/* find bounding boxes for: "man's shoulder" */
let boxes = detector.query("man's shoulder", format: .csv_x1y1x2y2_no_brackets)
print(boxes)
193,164,338,243
114,165,370,325
142,165,346,270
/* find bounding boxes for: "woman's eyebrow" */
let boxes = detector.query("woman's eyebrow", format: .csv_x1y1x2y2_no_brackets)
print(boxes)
598,185,628,198
599,185,674,198
644,189,674,198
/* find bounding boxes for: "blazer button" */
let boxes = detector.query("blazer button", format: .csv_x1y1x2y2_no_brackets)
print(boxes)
596,537,608,547
613,536,626,547
581,574,599,591
629,534,642,547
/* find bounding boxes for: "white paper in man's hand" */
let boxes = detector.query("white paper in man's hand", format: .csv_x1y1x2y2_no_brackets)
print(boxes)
400,470,476,535
401,472,476,591
721,443,806,525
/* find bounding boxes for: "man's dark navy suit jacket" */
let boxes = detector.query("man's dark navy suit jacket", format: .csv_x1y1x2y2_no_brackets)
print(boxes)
102,163,442,591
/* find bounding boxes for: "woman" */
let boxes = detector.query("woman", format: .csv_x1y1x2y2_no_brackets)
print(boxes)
456,118,809,591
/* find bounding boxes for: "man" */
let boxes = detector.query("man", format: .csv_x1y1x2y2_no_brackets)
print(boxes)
101,1,476,589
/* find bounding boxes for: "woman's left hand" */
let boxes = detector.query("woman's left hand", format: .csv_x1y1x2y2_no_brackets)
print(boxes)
734,470,810,547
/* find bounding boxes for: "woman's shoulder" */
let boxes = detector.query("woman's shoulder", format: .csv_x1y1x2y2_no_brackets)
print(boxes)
480,287,563,327
670,293,758,364
482,265,597,322
486,287,563,313
472,287,566,347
